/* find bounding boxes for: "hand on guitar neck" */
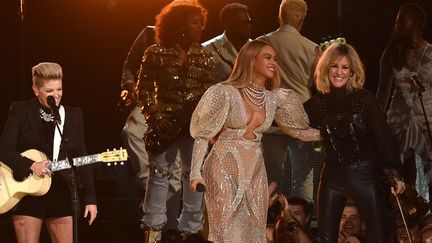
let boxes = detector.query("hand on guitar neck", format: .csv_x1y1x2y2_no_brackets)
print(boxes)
30,159,52,177
0,148,128,214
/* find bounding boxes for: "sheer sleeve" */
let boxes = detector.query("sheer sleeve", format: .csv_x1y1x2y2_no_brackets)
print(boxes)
273,88,321,141
189,84,230,180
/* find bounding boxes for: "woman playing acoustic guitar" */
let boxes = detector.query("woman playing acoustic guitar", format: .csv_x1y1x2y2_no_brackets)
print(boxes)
0,62,97,243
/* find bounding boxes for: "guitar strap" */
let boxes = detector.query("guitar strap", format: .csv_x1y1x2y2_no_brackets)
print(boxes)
53,105,65,162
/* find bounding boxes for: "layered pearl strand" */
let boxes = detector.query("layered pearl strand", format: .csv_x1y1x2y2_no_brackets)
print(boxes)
39,108,55,122
242,82,267,111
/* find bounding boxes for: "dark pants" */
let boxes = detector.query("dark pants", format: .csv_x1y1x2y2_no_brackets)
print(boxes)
318,160,393,243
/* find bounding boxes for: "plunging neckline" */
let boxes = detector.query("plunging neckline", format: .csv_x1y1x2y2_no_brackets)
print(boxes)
235,87,268,135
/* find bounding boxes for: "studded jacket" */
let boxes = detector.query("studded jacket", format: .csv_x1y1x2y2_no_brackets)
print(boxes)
304,88,402,173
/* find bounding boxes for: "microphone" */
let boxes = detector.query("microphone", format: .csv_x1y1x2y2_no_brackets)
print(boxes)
409,72,426,92
196,183,206,192
47,95,61,123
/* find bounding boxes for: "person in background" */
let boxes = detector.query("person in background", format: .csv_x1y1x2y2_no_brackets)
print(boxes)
119,26,156,190
257,0,319,203
136,1,216,242
202,2,252,81
120,26,155,115
377,3,432,200
118,24,182,237
393,213,432,243
273,195,315,243
0,62,97,243
338,200,367,243
420,224,432,242
394,225,421,243
303,43,405,242
266,181,280,243
189,39,321,243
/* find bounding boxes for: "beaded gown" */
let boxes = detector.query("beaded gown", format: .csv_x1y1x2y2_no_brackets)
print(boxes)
190,84,320,243
387,42,432,183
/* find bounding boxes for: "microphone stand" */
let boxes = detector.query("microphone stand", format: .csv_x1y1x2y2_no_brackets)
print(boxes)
53,117,80,243
414,83,432,202
415,85,432,146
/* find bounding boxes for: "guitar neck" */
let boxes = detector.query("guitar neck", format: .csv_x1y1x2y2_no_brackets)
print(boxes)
49,154,99,172
73,154,100,167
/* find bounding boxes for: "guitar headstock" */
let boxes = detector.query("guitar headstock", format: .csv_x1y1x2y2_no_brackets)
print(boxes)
98,148,128,166
319,35,346,52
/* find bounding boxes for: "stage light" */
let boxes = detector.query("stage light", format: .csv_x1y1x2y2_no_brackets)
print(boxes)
20,0,25,20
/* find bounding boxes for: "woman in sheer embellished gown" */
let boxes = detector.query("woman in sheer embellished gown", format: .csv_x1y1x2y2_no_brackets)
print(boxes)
189,40,321,243
377,3,432,197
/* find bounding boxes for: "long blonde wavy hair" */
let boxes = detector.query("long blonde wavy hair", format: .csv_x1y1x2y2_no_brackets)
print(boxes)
224,40,280,91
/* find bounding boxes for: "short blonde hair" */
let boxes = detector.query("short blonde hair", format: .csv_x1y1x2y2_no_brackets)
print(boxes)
315,43,365,94
32,62,63,87
224,40,280,91
279,0,307,25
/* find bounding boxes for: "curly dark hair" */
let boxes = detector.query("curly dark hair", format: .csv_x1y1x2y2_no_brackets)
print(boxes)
155,0,207,47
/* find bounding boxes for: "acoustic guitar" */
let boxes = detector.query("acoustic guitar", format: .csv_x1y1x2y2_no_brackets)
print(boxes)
0,148,128,214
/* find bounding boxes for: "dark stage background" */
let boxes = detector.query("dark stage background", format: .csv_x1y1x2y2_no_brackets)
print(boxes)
1,0,431,154
1,0,432,242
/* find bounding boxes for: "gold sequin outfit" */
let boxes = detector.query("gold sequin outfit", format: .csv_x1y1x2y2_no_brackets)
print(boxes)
190,84,320,243
136,43,216,233
137,43,215,126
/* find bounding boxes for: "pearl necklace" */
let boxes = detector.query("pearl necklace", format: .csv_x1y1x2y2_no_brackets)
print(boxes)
39,108,54,122
242,82,267,111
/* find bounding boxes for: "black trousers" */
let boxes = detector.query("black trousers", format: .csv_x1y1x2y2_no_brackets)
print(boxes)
318,160,393,243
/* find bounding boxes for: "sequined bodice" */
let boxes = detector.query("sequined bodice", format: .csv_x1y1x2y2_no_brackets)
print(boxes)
188,84,320,242
218,88,271,142
190,84,320,180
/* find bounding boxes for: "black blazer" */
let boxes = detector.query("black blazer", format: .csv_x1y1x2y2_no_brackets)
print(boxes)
0,98,96,205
